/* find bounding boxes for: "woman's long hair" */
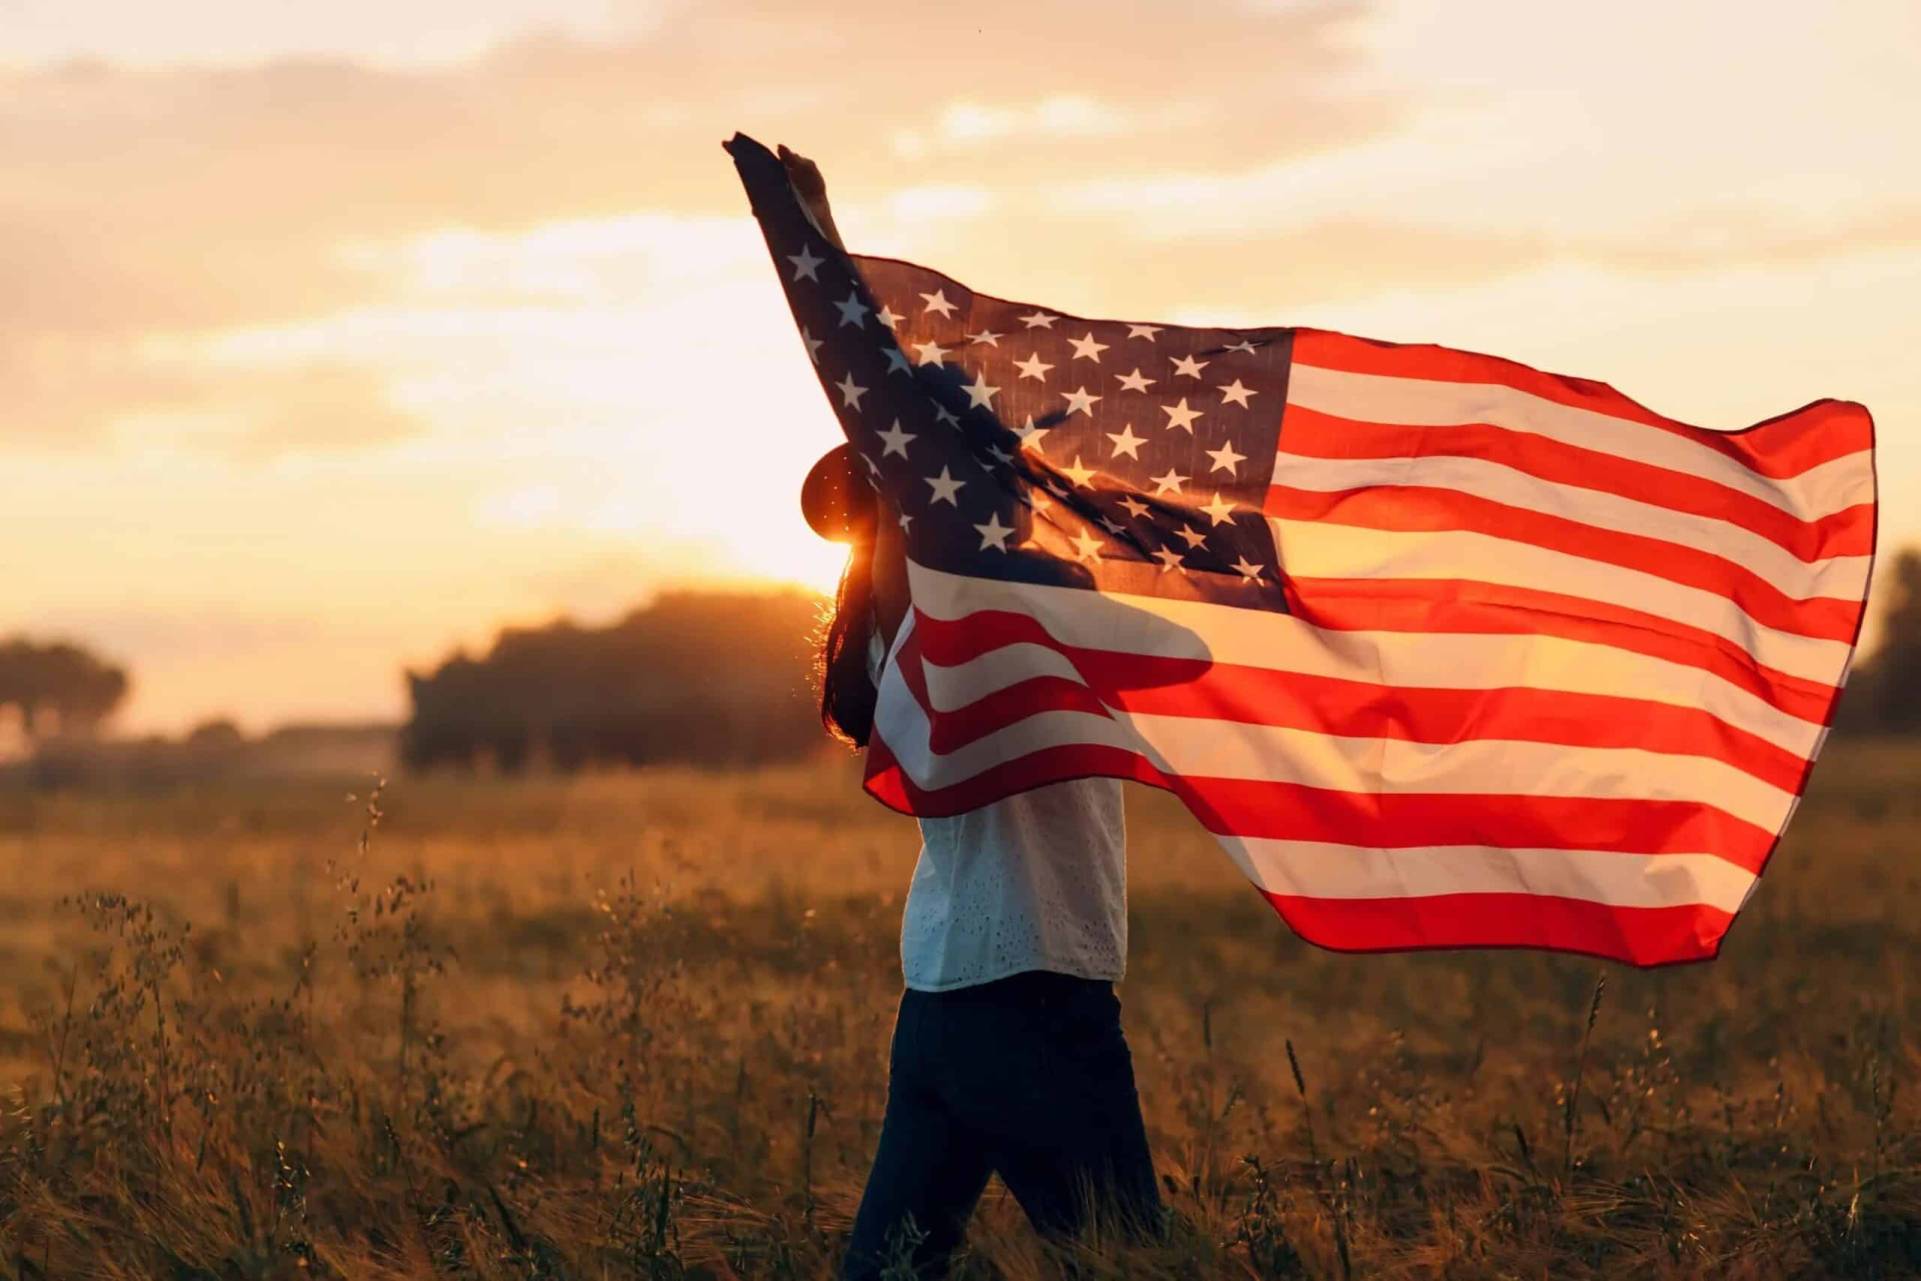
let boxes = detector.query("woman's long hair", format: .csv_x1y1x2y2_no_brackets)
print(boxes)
818,535,878,747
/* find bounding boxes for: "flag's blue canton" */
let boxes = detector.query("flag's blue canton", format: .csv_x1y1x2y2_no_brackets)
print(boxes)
738,140,1292,611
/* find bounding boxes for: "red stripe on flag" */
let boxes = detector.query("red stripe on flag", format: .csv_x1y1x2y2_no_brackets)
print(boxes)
1260,890,1734,966
865,733,1169,817
1160,778,1776,871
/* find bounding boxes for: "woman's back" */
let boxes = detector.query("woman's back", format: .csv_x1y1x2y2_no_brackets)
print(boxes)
903,777,1126,992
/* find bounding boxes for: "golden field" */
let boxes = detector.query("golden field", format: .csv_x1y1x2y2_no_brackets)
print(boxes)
0,741,1918,1279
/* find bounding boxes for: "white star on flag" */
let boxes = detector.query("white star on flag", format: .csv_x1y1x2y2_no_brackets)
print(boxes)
876,420,915,457
1061,456,1096,487
787,244,824,281
963,374,999,410
926,466,965,505
974,512,1013,550
1206,440,1246,474
1062,387,1101,417
1013,416,1049,450
1069,333,1109,362
834,291,869,327
1106,424,1146,459
1162,398,1202,433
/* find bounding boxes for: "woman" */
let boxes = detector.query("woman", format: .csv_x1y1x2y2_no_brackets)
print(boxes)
782,149,1163,1280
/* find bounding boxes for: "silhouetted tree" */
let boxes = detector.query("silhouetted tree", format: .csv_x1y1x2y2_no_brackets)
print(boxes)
0,638,130,740
402,589,825,772
1841,549,1921,733
184,718,247,752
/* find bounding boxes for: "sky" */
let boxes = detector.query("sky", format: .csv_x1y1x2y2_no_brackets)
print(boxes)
3,0,1917,734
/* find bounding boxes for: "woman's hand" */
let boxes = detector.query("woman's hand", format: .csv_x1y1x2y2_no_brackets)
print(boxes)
778,144,845,252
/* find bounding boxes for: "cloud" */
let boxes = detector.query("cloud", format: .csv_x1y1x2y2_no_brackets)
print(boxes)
1580,205,1921,275
2,0,671,68
1101,220,1553,314
1135,205,1921,315
889,94,1213,159
0,0,1396,461
3,335,428,458
1047,140,1921,307
172,364,430,460
14,0,1914,736
0,1,1392,336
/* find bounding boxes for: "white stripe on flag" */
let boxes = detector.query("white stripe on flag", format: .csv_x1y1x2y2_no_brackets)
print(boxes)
1218,835,1757,912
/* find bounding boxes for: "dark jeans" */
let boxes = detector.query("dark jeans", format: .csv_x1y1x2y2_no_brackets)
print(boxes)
842,970,1162,1279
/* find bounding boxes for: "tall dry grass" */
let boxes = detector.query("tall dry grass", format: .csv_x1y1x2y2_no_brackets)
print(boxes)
0,741,1917,1277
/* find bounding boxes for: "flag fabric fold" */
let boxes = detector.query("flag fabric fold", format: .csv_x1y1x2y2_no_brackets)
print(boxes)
725,132,1877,967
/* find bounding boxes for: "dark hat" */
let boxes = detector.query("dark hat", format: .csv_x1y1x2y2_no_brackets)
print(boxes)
800,444,876,543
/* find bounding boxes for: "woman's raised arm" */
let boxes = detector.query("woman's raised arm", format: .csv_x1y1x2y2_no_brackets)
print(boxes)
777,145,845,253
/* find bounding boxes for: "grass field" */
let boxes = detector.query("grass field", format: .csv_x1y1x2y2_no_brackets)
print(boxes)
0,740,1918,1278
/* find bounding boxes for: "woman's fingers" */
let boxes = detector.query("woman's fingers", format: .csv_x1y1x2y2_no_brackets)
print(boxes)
780,148,829,203
778,145,843,249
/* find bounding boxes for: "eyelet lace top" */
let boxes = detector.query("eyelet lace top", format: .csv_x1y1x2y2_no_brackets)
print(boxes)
869,630,1129,991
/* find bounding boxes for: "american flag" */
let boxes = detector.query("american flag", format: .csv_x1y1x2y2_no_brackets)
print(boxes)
727,134,1878,967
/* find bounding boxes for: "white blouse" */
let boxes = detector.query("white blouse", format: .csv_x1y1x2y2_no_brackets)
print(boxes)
868,628,1130,991
901,776,1129,992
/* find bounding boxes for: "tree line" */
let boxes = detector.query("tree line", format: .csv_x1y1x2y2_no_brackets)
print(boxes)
401,588,827,772
1837,548,1921,734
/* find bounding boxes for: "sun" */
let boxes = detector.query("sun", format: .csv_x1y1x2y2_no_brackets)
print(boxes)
712,510,852,598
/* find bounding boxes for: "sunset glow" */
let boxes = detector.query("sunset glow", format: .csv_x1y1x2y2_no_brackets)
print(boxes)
4,0,1915,732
